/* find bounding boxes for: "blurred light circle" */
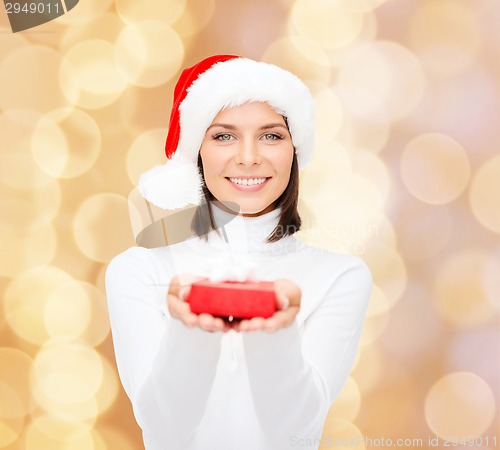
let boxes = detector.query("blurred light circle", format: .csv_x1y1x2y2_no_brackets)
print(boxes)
0,223,57,278
433,250,496,328
447,329,500,400
25,420,95,450
337,111,390,154
44,280,92,340
303,142,352,183
351,346,383,393
352,151,391,202
0,179,61,233
483,248,500,311
0,26,30,62
409,0,481,75
0,382,24,420
54,0,113,25
320,418,366,450
32,339,104,405
291,0,364,50
61,13,123,51
59,40,128,109
425,372,495,439
32,383,98,422
126,128,168,185
0,349,34,417
363,242,407,308
330,0,388,13
262,36,331,88
0,384,24,448
4,266,73,345
43,280,110,348
0,382,24,446
114,21,184,88
360,359,418,432
95,426,136,450
119,84,172,134
469,155,500,233
327,377,361,422
365,284,389,317
395,199,452,261
76,283,111,348
379,282,442,366
323,9,378,68
299,172,385,255
115,0,187,25
73,193,132,263
94,356,120,416
359,313,389,347
32,412,93,441
401,133,470,205
174,0,216,37
31,108,101,179
313,88,343,146
0,110,55,190
92,429,107,450
338,41,425,122
0,46,67,113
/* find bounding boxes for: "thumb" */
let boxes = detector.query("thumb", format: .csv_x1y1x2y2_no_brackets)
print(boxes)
275,291,290,311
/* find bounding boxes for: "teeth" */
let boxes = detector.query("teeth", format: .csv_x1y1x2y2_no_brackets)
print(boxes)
229,177,267,186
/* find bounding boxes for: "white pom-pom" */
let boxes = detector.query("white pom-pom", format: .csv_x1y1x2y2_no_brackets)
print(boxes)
138,152,203,210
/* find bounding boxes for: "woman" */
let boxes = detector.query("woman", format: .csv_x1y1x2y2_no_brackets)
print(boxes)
105,55,372,450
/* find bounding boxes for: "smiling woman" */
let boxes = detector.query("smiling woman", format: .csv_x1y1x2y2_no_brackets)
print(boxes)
200,102,294,217
105,55,372,450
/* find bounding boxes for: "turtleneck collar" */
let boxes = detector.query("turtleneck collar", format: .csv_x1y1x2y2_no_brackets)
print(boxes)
187,202,301,254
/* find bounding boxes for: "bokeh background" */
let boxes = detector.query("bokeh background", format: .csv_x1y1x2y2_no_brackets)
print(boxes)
0,0,499,448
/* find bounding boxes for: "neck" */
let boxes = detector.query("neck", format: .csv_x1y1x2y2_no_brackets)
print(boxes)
194,201,293,253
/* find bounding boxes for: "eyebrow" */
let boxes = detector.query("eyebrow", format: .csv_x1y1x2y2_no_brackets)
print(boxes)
206,123,289,132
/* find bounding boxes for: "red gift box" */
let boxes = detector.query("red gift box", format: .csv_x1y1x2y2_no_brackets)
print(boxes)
186,280,276,319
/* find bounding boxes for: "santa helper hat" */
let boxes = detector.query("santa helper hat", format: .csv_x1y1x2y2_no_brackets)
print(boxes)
138,54,316,210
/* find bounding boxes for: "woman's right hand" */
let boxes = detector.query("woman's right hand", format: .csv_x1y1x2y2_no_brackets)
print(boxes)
167,274,232,333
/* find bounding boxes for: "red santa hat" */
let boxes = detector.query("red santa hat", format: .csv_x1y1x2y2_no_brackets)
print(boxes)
138,54,315,210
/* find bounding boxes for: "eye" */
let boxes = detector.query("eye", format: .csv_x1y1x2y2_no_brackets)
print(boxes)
262,133,283,141
213,133,234,141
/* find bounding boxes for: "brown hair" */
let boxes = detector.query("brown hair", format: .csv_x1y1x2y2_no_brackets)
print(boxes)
191,149,301,243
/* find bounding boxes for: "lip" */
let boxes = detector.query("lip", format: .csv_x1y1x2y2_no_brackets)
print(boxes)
225,177,270,192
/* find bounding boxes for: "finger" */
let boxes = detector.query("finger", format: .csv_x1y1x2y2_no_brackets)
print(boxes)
275,292,289,311
198,313,223,332
265,307,299,331
168,293,198,327
246,317,266,331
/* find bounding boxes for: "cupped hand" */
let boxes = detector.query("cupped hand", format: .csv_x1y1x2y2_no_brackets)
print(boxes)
167,274,232,333
231,278,301,333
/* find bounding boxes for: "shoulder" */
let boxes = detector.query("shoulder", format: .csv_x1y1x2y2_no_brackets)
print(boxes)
294,238,372,279
105,246,162,284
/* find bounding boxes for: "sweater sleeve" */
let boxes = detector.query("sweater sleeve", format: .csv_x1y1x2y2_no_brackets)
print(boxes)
241,256,372,449
105,247,223,449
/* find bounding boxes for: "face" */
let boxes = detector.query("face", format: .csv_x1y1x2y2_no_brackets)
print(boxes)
199,102,294,217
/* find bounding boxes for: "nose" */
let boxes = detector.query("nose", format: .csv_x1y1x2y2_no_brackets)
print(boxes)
234,137,261,166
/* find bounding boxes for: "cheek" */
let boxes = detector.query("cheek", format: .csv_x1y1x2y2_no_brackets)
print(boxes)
274,150,294,180
199,149,219,177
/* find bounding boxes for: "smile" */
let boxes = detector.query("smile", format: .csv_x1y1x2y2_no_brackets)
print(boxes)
225,177,270,192
228,177,268,186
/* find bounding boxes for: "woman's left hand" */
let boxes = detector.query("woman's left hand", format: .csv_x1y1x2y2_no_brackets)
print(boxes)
231,279,301,333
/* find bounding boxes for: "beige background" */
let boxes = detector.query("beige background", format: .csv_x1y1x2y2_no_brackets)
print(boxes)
0,0,499,448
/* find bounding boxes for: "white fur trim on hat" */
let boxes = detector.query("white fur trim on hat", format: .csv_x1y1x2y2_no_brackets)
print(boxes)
178,58,315,171
138,151,203,210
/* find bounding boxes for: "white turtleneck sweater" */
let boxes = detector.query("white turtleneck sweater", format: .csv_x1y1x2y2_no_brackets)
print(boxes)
105,205,372,450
